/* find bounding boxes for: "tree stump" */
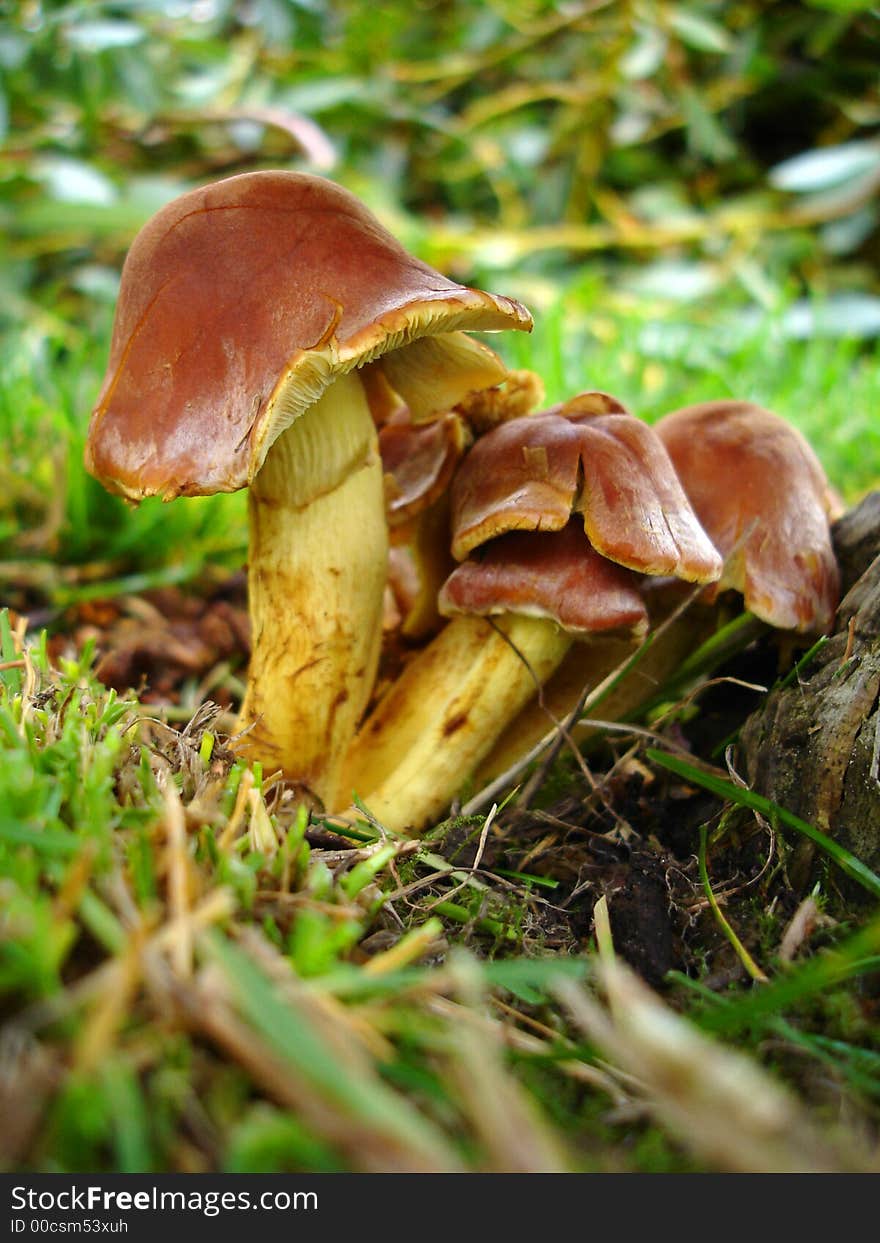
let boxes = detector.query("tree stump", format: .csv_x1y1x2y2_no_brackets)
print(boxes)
740,492,880,879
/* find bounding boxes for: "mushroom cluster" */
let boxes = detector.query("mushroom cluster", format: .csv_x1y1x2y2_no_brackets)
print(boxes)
85,170,531,809
477,399,841,788
86,171,842,836
342,392,724,832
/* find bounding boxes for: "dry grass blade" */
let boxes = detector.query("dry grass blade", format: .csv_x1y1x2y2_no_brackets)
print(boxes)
443,955,569,1172
166,964,440,1173
553,900,872,1173
779,897,833,963
486,996,633,1107
9,889,236,1033
198,928,464,1173
361,918,445,975
427,992,634,1108
74,931,145,1073
162,779,192,978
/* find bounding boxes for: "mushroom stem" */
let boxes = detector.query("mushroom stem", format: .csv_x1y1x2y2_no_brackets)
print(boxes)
339,614,575,834
236,370,387,809
473,606,718,784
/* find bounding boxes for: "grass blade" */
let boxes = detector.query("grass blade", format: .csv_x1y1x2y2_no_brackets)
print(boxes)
698,824,768,982
648,748,880,900
202,932,462,1172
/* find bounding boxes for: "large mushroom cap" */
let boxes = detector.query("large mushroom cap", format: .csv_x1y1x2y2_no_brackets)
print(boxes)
655,400,840,632
85,170,532,502
449,395,723,584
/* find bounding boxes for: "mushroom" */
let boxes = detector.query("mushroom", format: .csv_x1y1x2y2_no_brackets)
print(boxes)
340,393,722,833
379,409,472,641
453,368,546,433
84,170,531,808
654,400,841,632
377,368,547,640
381,408,473,529
477,398,841,785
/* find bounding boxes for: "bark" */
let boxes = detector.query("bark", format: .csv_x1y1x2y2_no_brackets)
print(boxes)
740,491,880,878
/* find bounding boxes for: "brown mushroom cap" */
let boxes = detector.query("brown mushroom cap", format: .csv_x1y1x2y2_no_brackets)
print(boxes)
654,400,840,632
449,396,723,583
380,409,471,529
438,521,649,637
85,170,531,501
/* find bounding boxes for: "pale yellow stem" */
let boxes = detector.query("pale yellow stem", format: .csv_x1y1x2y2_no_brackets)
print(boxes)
236,371,387,810
474,609,717,784
340,614,573,834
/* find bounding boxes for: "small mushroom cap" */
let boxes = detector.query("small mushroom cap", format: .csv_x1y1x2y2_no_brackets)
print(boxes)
450,397,722,583
380,410,471,529
453,368,546,434
655,400,840,632
439,522,649,638
85,171,531,502
555,390,631,419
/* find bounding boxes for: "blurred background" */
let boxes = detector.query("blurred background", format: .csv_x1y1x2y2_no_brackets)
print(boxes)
3,0,880,597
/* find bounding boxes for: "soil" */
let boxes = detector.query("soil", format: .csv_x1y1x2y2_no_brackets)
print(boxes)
45,572,252,709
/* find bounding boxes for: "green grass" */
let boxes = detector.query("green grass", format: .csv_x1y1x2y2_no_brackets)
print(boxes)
650,749,880,901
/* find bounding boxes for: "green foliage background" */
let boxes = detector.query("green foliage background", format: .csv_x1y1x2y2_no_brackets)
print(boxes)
4,1,880,316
